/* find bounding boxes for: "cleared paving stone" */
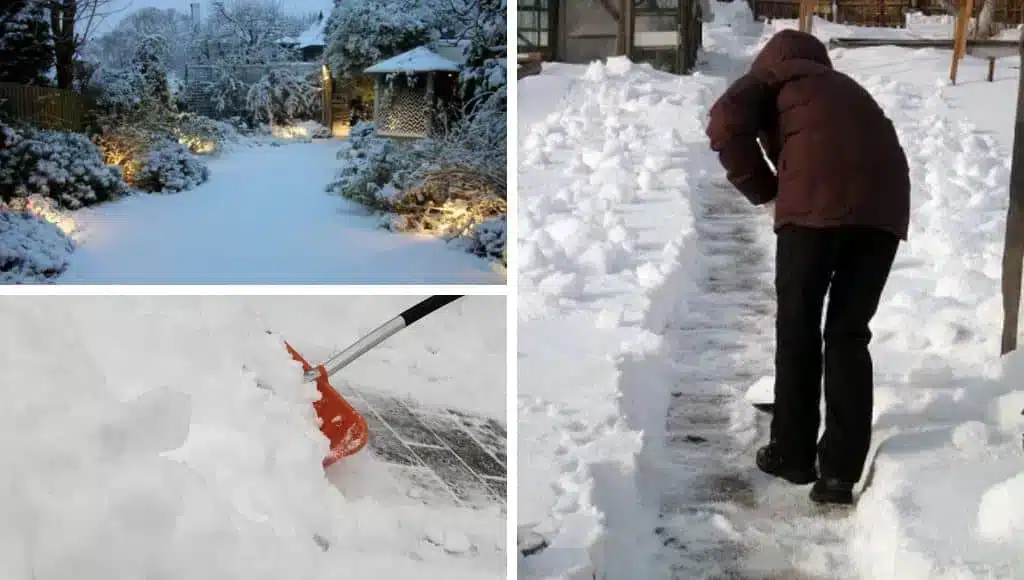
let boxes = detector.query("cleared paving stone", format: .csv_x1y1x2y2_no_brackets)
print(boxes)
345,389,507,509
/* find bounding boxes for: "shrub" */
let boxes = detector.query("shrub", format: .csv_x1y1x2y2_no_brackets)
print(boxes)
0,126,126,209
0,210,75,283
95,127,208,193
326,122,408,210
459,214,505,264
173,112,240,154
245,68,321,126
270,120,331,141
134,138,209,193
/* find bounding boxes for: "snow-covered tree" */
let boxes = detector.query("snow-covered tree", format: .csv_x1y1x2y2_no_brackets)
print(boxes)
190,0,305,66
323,0,439,78
88,8,192,77
135,34,170,107
0,0,54,85
245,68,320,126
43,0,121,89
450,0,506,107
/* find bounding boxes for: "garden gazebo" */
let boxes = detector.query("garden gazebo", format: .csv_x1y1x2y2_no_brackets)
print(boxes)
363,42,467,139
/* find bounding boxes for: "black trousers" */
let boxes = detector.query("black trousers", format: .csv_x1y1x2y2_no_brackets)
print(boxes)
771,225,899,482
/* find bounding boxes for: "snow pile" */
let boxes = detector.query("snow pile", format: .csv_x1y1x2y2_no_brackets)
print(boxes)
0,210,75,283
0,126,126,209
518,58,721,578
0,295,504,579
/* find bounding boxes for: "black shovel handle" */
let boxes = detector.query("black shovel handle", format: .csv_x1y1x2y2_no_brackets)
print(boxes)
400,295,463,326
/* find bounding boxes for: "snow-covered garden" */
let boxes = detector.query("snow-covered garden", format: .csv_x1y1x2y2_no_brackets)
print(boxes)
0,0,506,283
518,3,1024,578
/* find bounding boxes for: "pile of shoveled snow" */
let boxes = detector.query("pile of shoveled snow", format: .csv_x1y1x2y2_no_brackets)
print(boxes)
518,56,721,578
0,295,504,580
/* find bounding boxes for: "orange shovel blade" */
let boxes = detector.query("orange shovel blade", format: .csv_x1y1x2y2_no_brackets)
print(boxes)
284,341,369,467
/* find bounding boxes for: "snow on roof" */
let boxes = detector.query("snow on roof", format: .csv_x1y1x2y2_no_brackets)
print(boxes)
295,15,327,48
364,46,464,74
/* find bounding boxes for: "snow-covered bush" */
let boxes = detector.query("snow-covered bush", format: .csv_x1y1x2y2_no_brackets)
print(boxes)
134,138,209,193
96,127,208,193
271,120,331,141
5,193,77,235
90,34,173,122
245,68,321,126
327,122,411,210
460,215,506,264
173,112,240,154
388,164,506,240
0,127,126,209
0,210,75,283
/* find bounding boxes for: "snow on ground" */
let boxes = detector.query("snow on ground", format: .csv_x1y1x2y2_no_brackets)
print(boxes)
0,295,505,580
56,140,501,284
517,51,719,580
520,2,1023,578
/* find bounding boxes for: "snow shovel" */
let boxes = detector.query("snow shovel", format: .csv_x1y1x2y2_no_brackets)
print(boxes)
283,295,465,468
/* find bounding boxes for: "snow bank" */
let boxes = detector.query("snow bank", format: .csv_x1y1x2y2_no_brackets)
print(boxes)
0,295,504,579
518,58,723,578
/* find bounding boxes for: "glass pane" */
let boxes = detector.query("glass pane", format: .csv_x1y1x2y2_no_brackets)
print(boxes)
519,10,538,29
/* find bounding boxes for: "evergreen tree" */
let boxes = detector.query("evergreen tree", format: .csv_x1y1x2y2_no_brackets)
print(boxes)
0,0,54,85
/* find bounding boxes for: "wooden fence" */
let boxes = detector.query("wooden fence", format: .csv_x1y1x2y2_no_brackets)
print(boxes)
0,83,86,132
752,0,1023,28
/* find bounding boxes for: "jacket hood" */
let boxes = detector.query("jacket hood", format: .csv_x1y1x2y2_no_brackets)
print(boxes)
751,29,833,73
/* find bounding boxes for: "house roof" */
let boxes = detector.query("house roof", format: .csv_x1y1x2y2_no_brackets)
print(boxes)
295,15,328,48
363,42,470,75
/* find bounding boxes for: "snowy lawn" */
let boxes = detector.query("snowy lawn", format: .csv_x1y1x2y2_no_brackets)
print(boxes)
56,140,502,284
0,295,505,579
519,4,1024,579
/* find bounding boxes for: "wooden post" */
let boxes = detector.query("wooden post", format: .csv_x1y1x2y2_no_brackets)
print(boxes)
321,65,333,133
1000,26,1024,355
616,0,627,55
988,56,996,82
798,0,815,32
950,0,974,85
623,0,635,60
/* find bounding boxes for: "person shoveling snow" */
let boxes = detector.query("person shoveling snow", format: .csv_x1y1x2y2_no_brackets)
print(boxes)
706,29,911,506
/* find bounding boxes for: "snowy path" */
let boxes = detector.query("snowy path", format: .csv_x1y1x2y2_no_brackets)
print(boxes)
657,183,853,579
59,141,500,284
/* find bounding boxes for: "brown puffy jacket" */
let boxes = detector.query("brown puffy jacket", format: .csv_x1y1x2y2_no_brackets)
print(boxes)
706,29,910,240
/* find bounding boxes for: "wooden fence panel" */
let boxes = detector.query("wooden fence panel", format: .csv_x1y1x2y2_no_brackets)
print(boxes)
753,0,1023,28
0,83,85,132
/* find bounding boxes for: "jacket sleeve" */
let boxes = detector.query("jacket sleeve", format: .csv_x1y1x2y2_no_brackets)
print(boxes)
706,73,778,205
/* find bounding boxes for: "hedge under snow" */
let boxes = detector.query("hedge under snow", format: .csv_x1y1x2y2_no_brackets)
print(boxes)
0,210,75,283
0,125,126,209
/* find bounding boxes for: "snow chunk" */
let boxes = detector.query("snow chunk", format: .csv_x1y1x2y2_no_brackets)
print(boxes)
978,472,1024,543
950,421,990,454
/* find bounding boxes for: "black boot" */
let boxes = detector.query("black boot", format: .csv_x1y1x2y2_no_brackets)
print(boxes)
809,478,854,505
755,444,816,485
